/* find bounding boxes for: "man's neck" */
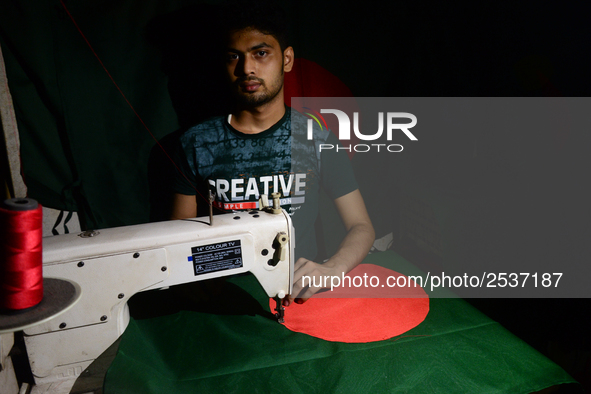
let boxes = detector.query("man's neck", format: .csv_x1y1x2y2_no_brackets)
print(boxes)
229,96,286,134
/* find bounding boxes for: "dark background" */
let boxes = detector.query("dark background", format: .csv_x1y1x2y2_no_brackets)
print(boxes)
1,0,590,389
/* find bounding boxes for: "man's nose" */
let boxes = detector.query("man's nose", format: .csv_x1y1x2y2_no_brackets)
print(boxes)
237,56,256,76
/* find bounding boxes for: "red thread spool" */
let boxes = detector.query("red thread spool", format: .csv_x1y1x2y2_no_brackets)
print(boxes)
0,198,44,310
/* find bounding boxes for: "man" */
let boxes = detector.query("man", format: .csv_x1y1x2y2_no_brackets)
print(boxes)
171,1,374,306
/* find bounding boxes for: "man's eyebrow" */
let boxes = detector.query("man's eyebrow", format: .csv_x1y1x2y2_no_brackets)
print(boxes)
249,42,274,51
227,42,275,53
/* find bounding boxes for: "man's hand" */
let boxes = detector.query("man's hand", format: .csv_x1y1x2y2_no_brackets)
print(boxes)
285,257,342,306
284,189,375,306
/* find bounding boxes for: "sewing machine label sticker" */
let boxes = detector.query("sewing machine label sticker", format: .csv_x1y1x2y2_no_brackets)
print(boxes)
191,240,243,275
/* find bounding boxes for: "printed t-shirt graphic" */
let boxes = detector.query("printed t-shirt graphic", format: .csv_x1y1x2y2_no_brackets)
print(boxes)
174,107,357,260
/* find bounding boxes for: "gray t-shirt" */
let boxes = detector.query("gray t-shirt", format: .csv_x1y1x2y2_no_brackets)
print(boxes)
174,107,358,260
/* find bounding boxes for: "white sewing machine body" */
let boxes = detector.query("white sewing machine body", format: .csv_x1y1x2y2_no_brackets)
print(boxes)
23,209,294,393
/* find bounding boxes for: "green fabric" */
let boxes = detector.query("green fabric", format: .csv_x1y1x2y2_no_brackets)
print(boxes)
104,251,577,393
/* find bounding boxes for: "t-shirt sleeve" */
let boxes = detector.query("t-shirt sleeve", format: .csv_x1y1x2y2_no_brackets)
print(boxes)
172,138,198,196
320,132,359,199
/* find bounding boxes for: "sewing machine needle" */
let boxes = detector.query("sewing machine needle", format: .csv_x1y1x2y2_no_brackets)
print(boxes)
274,296,285,323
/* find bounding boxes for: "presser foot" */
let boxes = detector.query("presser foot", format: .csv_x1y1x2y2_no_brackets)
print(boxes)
274,296,285,323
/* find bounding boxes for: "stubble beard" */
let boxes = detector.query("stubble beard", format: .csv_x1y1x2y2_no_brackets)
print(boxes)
233,70,284,108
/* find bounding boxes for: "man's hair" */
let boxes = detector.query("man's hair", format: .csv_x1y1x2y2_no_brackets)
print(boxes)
219,0,289,51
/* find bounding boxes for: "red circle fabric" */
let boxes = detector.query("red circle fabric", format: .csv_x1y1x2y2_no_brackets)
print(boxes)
284,58,354,100
270,264,429,343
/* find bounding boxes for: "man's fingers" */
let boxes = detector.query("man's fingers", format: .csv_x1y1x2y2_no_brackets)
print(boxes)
294,297,310,304
296,286,320,301
289,277,323,303
290,282,305,301
294,257,308,271
287,257,339,306
292,258,315,281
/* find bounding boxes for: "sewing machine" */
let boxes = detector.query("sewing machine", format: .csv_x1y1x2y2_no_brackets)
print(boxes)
20,200,294,393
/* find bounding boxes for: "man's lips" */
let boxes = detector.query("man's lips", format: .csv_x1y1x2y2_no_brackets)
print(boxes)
241,81,261,92
237,78,263,92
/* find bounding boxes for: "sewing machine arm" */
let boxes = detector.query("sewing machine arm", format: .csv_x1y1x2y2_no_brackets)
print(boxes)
22,209,294,392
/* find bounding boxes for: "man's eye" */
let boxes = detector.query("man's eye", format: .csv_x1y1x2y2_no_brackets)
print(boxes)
227,54,239,61
256,51,268,57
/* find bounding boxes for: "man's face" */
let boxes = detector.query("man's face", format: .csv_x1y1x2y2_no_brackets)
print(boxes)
225,28,293,108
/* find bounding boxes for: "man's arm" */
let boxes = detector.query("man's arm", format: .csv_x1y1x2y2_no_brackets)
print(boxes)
170,193,197,220
285,189,375,305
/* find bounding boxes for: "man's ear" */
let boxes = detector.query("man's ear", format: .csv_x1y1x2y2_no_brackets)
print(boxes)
283,46,294,73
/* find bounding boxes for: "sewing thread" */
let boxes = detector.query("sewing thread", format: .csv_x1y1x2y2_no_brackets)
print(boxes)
0,198,43,310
